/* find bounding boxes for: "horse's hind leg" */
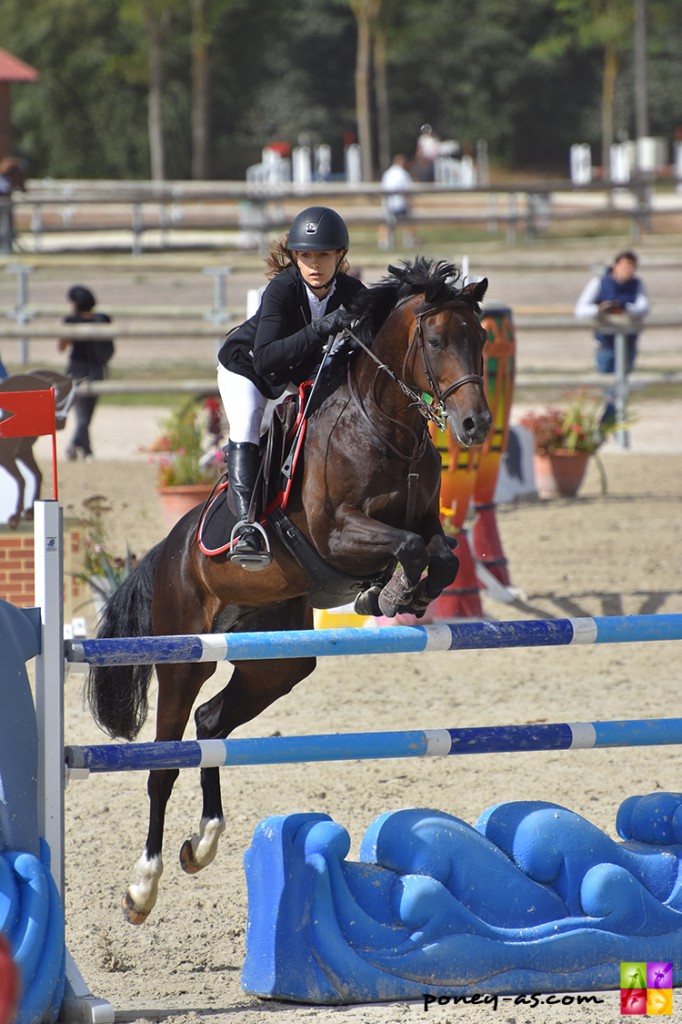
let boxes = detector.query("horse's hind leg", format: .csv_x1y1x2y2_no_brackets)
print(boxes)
16,441,42,519
124,660,216,925
0,454,26,529
181,600,316,875
180,654,315,873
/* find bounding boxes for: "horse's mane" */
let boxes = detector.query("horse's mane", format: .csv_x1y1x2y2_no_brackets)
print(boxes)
348,257,476,347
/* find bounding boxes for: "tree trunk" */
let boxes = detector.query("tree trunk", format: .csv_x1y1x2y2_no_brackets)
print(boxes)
191,0,209,180
374,19,390,174
146,19,166,181
351,1,374,181
600,44,617,180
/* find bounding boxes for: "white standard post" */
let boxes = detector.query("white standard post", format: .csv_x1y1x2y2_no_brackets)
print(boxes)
613,330,630,449
33,500,115,1024
34,499,65,894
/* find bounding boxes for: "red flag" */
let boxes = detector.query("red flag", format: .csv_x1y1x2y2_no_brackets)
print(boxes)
0,388,56,438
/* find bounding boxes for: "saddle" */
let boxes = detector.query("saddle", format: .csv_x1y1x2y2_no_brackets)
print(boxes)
198,380,386,610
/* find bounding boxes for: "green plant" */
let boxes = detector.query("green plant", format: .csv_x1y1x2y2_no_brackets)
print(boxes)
518,392,621,456
72,495,136,600
156,403,218,488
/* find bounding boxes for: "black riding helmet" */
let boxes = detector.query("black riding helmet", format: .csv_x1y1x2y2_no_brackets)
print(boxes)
286,206,349,253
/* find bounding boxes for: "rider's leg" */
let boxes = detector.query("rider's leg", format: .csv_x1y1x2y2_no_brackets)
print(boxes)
217,365,270,553
225,441,263,553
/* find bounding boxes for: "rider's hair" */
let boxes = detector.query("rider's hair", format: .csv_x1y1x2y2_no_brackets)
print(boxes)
264,236,350,280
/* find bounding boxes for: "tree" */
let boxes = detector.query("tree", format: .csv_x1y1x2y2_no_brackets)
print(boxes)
533,0,634,176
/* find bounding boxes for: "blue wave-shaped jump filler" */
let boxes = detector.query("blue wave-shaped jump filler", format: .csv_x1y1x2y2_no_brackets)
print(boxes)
242,796,682,1003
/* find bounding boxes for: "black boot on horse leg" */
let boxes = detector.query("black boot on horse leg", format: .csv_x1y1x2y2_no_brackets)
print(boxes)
224,440,272,571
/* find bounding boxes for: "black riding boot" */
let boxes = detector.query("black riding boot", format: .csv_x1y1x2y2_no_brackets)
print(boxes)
225,441,271,568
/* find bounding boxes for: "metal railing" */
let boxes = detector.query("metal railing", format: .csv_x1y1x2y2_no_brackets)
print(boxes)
4,175,680,254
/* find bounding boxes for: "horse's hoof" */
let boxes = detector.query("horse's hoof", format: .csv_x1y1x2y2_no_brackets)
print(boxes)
179,838,201,875
121,891,150,925
354,585,382,617
7,516,19,531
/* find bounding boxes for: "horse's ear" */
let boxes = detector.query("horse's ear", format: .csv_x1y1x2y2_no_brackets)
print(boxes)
462,277,488,305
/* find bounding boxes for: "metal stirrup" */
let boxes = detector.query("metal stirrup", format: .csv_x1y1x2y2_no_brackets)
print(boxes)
228,520,272,571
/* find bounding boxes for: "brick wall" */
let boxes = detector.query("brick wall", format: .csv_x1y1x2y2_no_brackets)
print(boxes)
0,518,85,620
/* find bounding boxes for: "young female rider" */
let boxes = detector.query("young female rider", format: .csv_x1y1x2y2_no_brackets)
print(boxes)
217,205,365,566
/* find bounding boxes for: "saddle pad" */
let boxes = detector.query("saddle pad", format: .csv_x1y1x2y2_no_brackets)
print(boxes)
197,480,234,556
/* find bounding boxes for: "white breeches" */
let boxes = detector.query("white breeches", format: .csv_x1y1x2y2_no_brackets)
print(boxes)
217,364,293,445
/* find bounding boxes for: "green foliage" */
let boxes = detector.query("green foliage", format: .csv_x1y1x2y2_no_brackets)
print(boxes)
72,495,137,600
156,402,216,487
519,391,624,455
2,0,680,180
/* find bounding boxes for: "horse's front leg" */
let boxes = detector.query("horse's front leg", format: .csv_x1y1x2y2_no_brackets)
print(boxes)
409,532,459,616
323,510,431,618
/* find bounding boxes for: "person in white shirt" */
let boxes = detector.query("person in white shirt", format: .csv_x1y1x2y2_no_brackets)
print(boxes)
379,154,415,249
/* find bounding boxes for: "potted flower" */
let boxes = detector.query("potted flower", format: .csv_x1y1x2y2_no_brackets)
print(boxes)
518,392,620,498
155,402,222,526
71,495,137,611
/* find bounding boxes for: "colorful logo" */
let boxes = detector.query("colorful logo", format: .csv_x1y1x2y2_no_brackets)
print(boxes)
620,962,672,1015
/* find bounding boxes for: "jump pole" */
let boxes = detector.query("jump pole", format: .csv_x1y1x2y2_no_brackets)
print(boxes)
66,612,682,666
65,717,682,775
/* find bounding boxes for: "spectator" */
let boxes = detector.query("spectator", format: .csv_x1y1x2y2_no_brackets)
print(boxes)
58,285,115,460
378,154,415,250
574,250,650,426
413,124,440,182
0,156,27,255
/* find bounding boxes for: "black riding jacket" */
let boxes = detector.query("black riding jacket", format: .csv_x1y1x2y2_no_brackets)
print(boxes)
218,264,365,398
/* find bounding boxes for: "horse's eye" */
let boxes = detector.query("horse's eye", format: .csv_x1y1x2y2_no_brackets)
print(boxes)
426,333,442,349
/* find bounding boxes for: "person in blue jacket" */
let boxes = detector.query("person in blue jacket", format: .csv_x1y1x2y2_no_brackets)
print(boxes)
574,250,650,425
217,206,365,566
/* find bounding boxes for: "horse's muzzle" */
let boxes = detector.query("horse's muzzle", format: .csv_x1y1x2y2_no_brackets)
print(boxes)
447,406,492,449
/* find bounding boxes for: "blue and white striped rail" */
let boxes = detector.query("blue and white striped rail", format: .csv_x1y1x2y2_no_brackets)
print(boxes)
66,613,682,666
65,717,682,773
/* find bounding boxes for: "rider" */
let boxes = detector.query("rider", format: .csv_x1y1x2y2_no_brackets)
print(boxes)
217,206,365,567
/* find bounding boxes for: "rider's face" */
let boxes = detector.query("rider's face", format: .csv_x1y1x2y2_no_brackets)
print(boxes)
292,249,343,293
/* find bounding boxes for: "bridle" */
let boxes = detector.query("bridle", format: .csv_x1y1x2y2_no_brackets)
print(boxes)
344,296,485,433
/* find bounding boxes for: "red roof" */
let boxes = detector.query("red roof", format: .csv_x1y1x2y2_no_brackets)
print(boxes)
0,49,39,83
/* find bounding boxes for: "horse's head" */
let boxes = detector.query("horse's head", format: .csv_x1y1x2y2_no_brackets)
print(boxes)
351,259,492,448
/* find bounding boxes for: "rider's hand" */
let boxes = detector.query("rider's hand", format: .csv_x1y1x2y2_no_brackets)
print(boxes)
313,306,349,339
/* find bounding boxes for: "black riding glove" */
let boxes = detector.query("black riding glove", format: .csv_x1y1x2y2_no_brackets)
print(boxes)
313,306,349,339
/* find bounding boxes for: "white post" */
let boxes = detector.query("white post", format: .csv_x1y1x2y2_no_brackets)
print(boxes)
33,500,115,1024
34,500,65,895
613,331,630,450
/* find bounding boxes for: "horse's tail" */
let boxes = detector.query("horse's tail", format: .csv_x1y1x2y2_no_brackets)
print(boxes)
85,541,162,741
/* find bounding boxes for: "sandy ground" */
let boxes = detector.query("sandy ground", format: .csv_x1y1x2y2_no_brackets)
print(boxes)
12,246,682,1022
47,411,682,1024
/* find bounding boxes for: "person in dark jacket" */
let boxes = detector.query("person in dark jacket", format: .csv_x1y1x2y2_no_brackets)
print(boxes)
217,206,365,566
58,285,115,460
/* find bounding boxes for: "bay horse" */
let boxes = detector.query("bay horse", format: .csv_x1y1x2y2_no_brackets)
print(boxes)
0,369,75,527
86,258,492,924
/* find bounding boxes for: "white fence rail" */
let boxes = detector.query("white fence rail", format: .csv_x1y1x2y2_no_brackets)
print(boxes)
5,176,680,254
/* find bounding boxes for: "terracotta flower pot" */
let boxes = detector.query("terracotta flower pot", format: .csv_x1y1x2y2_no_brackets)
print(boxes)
157,483,215,528
533,450,590,499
